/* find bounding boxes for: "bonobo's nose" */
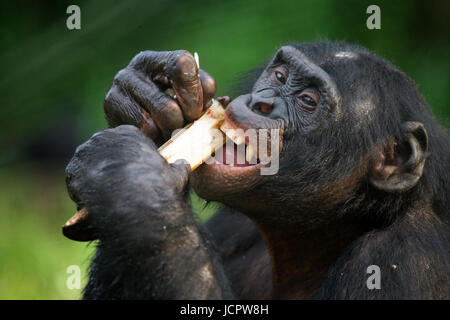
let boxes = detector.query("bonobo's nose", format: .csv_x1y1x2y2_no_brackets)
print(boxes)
250,88,282,117
224,88,286,130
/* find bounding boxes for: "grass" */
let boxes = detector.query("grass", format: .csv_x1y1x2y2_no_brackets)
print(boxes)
0,162,93,299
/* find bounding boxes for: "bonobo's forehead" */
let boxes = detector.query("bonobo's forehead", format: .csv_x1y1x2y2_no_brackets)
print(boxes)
288,41,369,66
290,42,389,93
282,43,370,93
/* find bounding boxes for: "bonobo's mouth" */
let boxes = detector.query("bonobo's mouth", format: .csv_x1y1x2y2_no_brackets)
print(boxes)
208,116,276,172
205,138,265,175
191,116,283,199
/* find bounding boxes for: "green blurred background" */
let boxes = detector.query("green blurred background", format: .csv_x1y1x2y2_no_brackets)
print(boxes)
0,0,448,299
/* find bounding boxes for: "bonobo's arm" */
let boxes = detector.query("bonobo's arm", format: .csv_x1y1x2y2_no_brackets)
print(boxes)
66,125,233,299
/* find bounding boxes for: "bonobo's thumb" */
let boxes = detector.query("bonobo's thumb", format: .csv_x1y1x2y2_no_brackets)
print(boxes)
170,159,191,193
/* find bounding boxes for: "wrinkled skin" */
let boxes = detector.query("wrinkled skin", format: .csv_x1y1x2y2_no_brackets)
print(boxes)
65,43,450,299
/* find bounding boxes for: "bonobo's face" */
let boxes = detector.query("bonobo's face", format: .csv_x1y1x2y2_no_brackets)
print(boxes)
191,44,365,218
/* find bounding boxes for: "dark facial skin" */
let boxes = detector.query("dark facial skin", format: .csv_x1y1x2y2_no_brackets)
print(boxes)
64,42,450,299
191,46,344,221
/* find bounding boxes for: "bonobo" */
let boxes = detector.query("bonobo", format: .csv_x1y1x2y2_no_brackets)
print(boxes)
64,42,450,299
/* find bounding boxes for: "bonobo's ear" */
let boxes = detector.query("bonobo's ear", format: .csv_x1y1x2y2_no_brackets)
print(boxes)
370,121,428,192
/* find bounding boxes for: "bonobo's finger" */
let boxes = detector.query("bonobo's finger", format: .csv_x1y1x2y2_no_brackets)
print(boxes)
140,108,161,141
117,69,184,139
170,159,191,193
104,86,143,129
167,51,204,122
104,83,161,141
129,50,204,122
199,69,217,110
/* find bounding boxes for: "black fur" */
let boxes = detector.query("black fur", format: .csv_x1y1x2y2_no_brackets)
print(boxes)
65,41,450,299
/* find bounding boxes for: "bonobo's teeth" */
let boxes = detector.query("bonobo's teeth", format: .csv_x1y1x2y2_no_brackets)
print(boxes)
220,122,245,145
245,144,258,164
229,130,245,145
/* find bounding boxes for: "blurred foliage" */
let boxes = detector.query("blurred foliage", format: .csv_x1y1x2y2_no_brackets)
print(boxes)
0,163,93,299
0,0,448,299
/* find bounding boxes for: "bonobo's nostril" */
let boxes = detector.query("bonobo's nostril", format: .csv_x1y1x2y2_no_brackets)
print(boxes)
250,88,278,115
254,102,273,115
255,88,279,98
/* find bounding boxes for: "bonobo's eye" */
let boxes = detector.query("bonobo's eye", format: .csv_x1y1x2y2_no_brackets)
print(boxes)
298,89,319,112
274,68,287,85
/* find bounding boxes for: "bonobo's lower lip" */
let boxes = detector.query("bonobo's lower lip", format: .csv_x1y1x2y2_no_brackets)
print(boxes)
206,158,265,173
191,157,265,201
194,158,265,192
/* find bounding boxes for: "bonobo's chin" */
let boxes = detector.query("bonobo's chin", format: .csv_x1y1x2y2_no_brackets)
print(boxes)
191,163,296,222
190,160,265,202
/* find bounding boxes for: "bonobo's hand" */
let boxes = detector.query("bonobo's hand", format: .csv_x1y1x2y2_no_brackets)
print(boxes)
104,50,216,143
64,125,190,241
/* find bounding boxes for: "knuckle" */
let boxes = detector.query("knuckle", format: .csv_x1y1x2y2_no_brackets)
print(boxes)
161,99,180,115
113,124,141,136
103,88,116,105
73,140,89,158
103,89,120,117
129,50,152,69
113,68,131,86
159,101,184,128
65,164,77,186
65,168,83,201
